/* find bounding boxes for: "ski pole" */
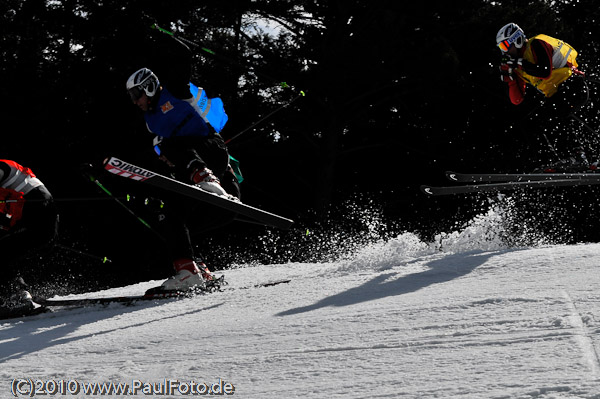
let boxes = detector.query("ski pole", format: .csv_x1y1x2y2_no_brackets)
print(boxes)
88,175,153,231
0,196,133,204
541,132,561,159
570,113,597,135
56,244,112,264
152,24,218,58
584,76,600,85
85,173,166,242
569,112,600,150
151,23,302,93
225,89,305,144
152,24,306,143
152,24,271,79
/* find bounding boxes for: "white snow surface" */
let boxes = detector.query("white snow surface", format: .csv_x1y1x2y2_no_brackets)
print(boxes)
3,208,600,398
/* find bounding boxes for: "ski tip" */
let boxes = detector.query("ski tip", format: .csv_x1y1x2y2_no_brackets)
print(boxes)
0,304,50,320
256,279,291,288
420,185,435,196
445,171,459,181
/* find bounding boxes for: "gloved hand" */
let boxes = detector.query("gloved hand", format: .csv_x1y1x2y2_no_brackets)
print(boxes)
499,63,514,82
499,54,523,83
501,54,523,74
501,54,523,66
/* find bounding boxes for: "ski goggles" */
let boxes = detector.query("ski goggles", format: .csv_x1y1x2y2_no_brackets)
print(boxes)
127,85,145,101
497,30,523,52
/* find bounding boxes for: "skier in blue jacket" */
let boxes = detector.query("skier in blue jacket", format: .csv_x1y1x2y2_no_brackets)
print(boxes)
125,33,240,293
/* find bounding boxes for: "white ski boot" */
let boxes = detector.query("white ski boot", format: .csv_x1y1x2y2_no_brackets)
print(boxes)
191,167,228,196
160,259,213,292
0,278,46,319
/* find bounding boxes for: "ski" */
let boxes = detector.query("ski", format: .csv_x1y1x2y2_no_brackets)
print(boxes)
421,178,600,196
33,291,193,307
446,171,600,183
103,157,294,230
238,279,291,290
0,303,50,320
31,279,291,308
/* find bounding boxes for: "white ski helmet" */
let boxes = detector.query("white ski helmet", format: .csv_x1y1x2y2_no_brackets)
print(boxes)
126,67,160,100
496,23,525,52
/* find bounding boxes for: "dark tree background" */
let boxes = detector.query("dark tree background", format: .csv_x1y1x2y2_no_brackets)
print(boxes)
2,0,600,291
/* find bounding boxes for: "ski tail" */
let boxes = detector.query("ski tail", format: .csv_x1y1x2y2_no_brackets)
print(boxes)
446,171,600,183
422,178,600,196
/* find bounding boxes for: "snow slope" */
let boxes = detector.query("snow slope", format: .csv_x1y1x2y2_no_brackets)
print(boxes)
2,209,600,398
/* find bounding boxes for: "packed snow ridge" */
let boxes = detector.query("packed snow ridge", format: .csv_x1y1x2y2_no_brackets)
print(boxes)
2,202,600,398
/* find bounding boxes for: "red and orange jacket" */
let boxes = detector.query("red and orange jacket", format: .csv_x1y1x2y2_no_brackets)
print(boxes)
0,160,43,229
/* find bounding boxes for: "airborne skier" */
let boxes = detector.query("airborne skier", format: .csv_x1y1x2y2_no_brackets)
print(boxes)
496,23,594,170
421,25,597,196
497,22,585,109
124,28,240,293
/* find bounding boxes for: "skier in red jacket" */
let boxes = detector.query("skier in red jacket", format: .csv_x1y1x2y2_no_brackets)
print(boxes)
0,160,58,315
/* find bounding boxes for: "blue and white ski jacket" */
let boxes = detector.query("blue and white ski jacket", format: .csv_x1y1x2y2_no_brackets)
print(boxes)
145,83,228,138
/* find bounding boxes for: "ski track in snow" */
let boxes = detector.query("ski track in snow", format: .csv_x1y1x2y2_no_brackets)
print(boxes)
2,237,600,397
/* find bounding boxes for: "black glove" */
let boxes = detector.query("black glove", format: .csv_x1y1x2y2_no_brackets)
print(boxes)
501,54,523,68
499,63,514,82
507,57,523,68
499,55,523,82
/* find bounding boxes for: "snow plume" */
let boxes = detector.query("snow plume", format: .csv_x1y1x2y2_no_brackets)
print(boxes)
213,195,393,267
339,201,506,274
326,194,554,263
213,191,568,271
337,194,562,275
432,194,555,253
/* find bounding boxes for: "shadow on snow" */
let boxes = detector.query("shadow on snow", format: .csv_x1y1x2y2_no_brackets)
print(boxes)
0,302,224,363
277,249,515,316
